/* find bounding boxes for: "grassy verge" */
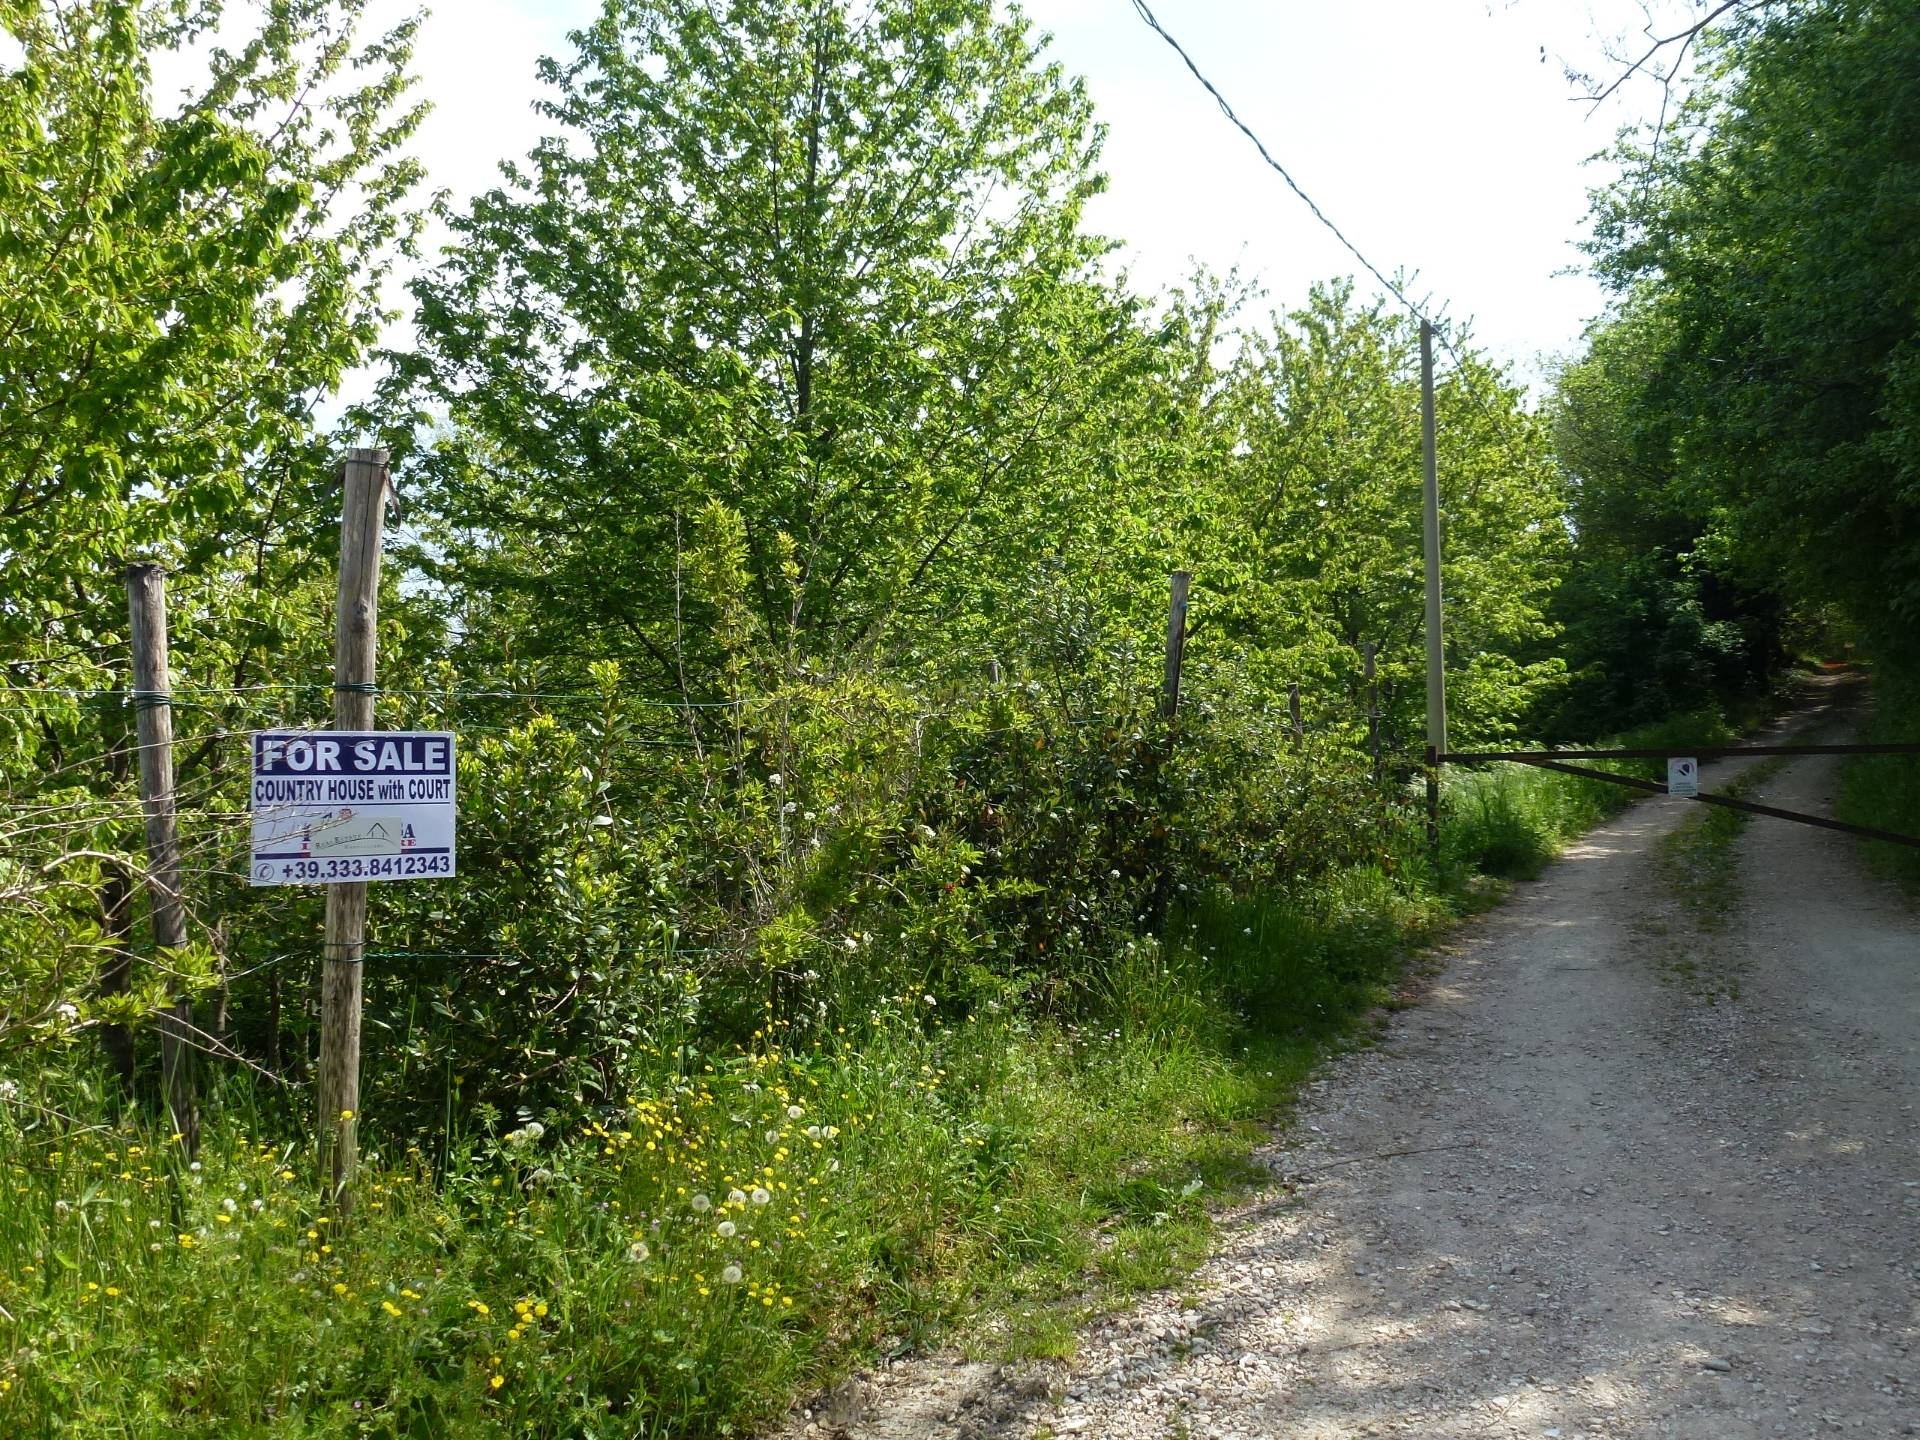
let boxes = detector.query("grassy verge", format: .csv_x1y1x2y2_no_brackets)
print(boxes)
1658,756,1789,933
1439,709,1743,883
0,717,1753,1437
1838,675,1920,893
0,872,1446,1439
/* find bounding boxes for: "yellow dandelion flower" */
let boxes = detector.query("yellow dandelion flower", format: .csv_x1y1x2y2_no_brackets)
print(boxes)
382,1300,403,1317
489,1374,504,1390
533,1302,548,1318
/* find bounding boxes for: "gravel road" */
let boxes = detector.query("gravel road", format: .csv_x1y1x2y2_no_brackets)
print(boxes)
793,683,1919,1439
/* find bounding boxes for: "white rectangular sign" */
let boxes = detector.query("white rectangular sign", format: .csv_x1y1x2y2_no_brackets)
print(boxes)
1667,756,1699,798
250,731,456,886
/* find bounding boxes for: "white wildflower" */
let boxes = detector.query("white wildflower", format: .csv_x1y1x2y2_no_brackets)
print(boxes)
716,1221,736,1238
221,1197,238,1215
690,1192,711,1213
720,1264,743,1284
627,1241,650,1263
750,1187,771,1206
727,1189,747,1206
767,772,784,788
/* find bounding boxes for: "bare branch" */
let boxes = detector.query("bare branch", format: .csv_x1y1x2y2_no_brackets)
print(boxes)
1579,0,1752,110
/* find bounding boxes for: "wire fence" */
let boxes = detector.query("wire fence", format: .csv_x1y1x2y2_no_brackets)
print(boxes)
3,660,1409,1094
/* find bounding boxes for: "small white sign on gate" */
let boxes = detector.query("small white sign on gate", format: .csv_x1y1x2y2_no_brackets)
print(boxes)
1667,756,1699,798
250,731,456,886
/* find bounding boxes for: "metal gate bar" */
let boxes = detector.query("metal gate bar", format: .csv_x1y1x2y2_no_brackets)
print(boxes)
1458,754,1920,852
1443,742,1920,764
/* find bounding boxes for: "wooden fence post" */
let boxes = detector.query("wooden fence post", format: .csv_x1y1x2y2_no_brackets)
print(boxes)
1161,571,1191,720
125,562,198,1155
1364,642,1381,779
317,447,390,1211
1420,320,1446,863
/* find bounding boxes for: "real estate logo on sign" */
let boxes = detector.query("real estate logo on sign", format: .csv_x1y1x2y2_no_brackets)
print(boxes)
250,731,457,886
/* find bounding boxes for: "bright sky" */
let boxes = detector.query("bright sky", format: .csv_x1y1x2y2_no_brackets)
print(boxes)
370,0,1689,388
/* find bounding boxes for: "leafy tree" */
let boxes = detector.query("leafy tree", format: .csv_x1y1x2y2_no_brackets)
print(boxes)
1196,281,1568,748
1,0,427,680
0,0,427,1070
1547,302,1786,736
393,0,1134,695
1577,0,1920,679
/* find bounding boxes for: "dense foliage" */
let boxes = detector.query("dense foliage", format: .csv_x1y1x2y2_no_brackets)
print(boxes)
16,0,1889,1433
1552,0,1917,729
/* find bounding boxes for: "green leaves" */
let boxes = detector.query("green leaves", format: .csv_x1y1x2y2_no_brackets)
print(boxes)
396,0,1118,692
1574,0,1920,689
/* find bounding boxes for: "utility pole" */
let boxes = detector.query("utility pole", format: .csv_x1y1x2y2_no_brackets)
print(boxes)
126,562,198,1155
1161,571,1191,721
318,447,390,1211
1421,320,1447,862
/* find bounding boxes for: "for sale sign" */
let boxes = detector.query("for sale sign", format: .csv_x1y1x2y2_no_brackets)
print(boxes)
250,731,456,886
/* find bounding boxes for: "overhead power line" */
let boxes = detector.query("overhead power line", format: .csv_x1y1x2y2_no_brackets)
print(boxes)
1126,0,1481,381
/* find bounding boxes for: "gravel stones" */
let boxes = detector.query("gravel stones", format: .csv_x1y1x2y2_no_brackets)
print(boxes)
782,688,1917,1440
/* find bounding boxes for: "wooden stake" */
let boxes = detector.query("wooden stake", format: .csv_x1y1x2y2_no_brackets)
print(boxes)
318,447,390,1210
1364,642,1381,780
1421,321,1445,859
125,562,198,1155
1161,571,1191,721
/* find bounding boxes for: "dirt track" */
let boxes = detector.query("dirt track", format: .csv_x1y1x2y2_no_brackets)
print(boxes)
800,681,1919,1439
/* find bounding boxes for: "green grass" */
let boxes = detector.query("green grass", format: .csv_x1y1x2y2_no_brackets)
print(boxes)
0,877,1444,1439
1839,677,1920,893
1659,756,1787,933
2,708,1760,1438
1439,709,1743,882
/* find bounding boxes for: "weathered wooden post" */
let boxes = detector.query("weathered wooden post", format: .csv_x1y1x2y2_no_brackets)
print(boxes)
1364,642,1381,780
1421,320,1447,863
1161,571,1191,721
126,562,198,1155
317,447,390,1210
